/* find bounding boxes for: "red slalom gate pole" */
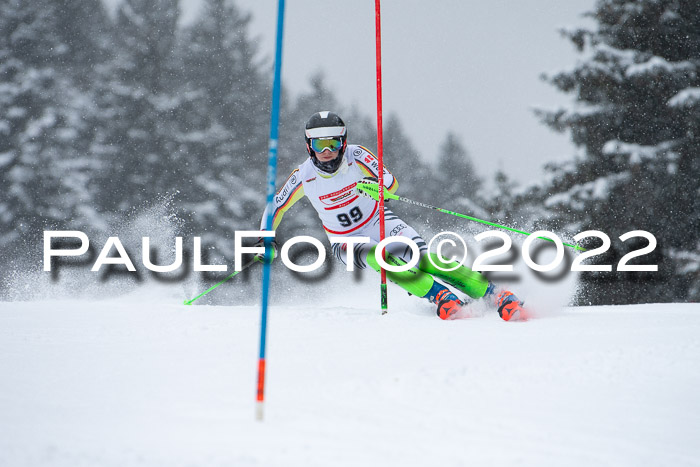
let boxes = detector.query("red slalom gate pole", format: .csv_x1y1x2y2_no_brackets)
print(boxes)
375,0,388,315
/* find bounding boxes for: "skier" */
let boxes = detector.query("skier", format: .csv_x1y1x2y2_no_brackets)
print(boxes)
257,111,527,321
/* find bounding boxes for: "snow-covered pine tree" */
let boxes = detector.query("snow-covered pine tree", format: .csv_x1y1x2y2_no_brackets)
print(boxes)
376,114,440,231
536,0,700,304
484,168,517,227
431,132,486,228
382,115,427,194
91,0,190,215
0,0,106,254
175,0,271,258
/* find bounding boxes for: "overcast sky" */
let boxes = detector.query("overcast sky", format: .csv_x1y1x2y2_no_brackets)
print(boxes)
180,0,596,185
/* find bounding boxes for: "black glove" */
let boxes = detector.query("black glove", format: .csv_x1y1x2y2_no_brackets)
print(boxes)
356,176,379,199
253,237,278,264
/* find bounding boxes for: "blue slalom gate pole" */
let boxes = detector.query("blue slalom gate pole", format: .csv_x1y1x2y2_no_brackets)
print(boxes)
256,0,285,422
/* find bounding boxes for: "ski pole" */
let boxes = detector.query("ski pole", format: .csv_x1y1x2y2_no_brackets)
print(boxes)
183,257,258,305
356,180,585,251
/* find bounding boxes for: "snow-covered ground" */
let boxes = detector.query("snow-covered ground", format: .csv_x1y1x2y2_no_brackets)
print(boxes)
1,287,699,467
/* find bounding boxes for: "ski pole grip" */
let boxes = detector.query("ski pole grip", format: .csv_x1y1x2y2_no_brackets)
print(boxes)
356,180,397,201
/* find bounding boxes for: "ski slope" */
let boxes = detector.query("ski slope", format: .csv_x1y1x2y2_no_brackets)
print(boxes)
1,291,699,467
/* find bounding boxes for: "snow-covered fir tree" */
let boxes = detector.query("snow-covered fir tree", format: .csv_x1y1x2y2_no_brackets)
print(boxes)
536,0,700,304
175,0,271,258
0,0,107,255
91,0,190,215
484,168,517,226
430,132,486,225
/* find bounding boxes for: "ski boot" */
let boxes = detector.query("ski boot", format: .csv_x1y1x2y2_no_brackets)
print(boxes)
435,289,463,320
494,290,528,321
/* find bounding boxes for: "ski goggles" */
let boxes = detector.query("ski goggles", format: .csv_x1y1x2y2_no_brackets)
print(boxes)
310,137,343,153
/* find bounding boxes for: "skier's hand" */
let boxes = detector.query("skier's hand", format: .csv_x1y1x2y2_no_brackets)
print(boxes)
253,237,278,264
356,176,379,198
